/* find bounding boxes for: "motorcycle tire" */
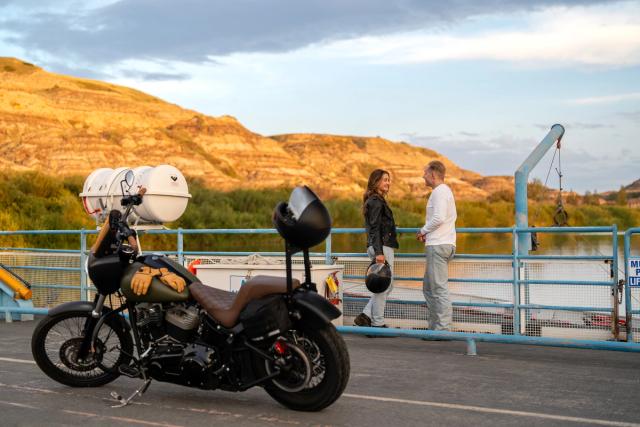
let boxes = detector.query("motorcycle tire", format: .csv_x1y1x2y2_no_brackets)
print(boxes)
264,323,350,412
31,310,133,387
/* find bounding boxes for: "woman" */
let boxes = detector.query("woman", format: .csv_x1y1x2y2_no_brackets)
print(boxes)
354,169,399,328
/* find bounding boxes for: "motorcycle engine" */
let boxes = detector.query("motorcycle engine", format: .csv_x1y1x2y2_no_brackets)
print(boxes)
136,303,165,342
136,303,221,389
147,340,221,389
136,303,200,343
179,343,221,388
165,305,200,342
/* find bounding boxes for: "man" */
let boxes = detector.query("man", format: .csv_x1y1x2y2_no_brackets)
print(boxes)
416,161,457,331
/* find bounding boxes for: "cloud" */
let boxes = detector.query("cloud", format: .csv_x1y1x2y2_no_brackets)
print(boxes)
404,132,635,192
119,70,190,81
459,131,480,137
566,92,640,105
568,123,612,129
0,0,612,68
618,110,640,121
317,2,640,67
536,123,612,130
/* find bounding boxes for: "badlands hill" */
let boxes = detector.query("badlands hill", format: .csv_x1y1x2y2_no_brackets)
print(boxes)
0,57,512,200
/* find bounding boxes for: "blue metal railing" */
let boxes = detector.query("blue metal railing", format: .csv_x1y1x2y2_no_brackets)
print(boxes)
0,225,638,352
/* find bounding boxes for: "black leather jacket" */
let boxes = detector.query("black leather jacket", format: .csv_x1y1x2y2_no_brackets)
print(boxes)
364,194,399,255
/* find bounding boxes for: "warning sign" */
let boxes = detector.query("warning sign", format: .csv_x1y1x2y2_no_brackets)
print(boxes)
628,258,640,287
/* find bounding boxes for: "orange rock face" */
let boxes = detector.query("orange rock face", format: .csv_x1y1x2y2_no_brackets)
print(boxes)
0,57,513,200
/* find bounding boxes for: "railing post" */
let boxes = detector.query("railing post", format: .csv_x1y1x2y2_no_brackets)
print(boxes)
325,232,332,264
79,228,88,301
512,227,521,335
624,229,634,342
177,227,184,265
612,225,619,339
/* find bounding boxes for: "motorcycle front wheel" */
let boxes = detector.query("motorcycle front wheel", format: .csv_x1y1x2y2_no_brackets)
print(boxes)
31,310,133,387
263,323,350,412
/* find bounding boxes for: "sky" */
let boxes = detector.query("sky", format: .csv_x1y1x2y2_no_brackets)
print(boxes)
1,0,638,193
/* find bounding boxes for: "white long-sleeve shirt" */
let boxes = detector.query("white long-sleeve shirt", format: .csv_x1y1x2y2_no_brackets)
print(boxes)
420,183,457,246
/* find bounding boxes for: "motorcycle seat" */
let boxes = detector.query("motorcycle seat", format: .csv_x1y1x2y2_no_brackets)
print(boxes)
189,275,301,328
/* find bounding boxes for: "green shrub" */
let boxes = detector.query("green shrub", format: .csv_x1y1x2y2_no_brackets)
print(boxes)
0,171,637,250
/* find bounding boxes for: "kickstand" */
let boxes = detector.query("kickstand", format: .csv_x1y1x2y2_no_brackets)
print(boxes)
110,377,152,408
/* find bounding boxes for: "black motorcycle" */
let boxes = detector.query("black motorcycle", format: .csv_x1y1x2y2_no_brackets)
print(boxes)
31,179,350,412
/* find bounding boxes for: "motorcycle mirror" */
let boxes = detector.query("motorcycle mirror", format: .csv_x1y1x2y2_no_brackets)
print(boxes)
124,170,135,188
120,170,135,196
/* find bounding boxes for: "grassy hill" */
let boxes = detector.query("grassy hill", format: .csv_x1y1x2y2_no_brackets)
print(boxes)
0,57,512,201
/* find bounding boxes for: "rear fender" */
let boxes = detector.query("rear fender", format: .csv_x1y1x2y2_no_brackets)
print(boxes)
292,290,341,329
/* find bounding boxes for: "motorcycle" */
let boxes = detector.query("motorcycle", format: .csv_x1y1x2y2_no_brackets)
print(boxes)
31,173,350,412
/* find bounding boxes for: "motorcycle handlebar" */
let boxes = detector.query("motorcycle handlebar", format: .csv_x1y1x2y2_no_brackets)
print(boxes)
120,187,147,207
116,187,146,253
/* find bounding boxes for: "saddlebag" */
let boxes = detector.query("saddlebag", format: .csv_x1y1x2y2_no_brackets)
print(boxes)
238,295,291,342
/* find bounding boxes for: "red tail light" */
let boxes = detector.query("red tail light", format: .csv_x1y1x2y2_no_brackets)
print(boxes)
274,340,288,356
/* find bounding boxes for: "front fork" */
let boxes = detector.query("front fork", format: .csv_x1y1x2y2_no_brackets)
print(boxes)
77,294,107,360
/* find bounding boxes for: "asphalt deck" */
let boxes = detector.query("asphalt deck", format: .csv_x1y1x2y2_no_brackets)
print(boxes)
0,319,639,427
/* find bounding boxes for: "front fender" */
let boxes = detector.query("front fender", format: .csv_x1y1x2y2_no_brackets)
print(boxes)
48,300,95,316
47,300,130,333
292,289,341,328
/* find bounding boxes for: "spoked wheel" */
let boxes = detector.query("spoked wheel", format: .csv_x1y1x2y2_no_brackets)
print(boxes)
31,310,133,387
263,324,350,411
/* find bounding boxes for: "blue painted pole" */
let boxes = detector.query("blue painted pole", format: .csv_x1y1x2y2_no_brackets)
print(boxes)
612,225,619,338
466,339,477,356
336,326,640,352
79,228,88,301
325,233,332,264
514,124,565,254
624,228,640,342
177,227,184,265
512,227,521,335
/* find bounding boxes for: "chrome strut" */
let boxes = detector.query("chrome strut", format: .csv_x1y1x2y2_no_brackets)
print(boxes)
110,375,152,408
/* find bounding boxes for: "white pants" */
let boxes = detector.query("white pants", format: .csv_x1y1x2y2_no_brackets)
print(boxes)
423,244,455,331
363,245,394,326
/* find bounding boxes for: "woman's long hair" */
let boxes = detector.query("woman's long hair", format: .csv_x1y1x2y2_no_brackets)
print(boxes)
362,169,389,215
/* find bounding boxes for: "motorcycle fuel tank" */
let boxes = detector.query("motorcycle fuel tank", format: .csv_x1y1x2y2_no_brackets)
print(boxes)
120,262,190,303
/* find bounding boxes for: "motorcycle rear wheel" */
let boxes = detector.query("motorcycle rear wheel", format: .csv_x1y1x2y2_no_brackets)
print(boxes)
264,323,350,412
31,310,133,387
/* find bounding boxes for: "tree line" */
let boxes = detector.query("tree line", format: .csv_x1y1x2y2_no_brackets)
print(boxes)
0,171,637,252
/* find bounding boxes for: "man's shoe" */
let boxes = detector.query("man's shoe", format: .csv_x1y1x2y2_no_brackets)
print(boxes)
354,313,372,327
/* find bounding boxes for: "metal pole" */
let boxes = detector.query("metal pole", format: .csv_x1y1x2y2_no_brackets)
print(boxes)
466,339,477,356
624,229,638,342
612,225,619,339
79,228,88,301
177,227,184,265
514,124,565,254
325,233,332,264
512,227,521,335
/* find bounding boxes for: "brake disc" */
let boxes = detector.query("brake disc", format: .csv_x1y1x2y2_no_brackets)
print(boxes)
265,343,311,393
59,338,104,372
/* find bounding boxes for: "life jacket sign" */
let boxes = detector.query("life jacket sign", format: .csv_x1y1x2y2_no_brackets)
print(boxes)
628,258,640,287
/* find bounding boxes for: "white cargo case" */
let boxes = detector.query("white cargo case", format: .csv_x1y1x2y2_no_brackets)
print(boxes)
79,165,191,225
